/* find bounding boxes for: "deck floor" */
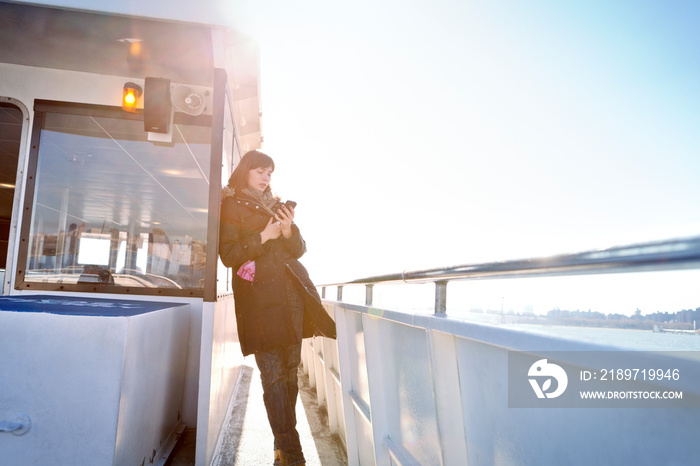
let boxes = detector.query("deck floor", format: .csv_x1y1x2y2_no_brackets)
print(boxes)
166,357,348,466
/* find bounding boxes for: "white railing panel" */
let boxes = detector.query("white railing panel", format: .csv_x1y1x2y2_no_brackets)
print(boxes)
427,331,468,465
300,306,353,459
303,339,317,388
322,337,341,435
372,318,441,466
353,408,376,466
453,335,700,465
351,311,371,405
330,300,700,466
334,304,367,465
453,338,509,465
313,337,327,406
361,312,393,465
332,305,356,463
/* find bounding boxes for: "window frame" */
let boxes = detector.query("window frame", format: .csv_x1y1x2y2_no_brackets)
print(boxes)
14,88,225,299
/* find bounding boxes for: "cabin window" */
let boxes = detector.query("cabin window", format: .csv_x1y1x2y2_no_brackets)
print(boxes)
17,102,213,295
0,103,22,272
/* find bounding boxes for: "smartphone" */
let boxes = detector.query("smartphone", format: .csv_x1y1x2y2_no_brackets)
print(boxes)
274,200,296,218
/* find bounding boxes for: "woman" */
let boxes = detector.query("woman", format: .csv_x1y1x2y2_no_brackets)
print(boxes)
219,150,336,466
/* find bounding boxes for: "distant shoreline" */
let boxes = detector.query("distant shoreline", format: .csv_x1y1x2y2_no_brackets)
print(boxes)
466,311,699,333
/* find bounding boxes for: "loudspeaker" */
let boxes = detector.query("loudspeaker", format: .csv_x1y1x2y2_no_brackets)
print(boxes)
144,77,172,133
172,85,207,116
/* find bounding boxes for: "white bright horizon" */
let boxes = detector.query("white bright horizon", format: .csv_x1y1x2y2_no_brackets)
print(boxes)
229,1,700,316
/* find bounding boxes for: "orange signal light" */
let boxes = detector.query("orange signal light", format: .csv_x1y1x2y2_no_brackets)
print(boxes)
122,82,143,112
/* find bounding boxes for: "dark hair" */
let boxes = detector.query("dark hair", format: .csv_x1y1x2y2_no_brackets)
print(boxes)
227,150,275,192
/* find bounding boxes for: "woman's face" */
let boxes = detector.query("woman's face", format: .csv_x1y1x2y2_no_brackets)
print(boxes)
246,165,273,192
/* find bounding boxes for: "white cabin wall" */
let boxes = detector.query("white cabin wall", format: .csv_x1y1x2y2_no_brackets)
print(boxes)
1,62,208,429
2,6,257,463
196,296,243,466
214,31,263,154
0,299,192,465
0,62,135,111
2,59,250,461
0,309,127,464
9,0,244,30
7,290,205,429
114,306,191,465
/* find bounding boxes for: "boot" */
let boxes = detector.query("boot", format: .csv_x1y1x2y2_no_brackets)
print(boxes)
274,449,286,466
274,449,306,466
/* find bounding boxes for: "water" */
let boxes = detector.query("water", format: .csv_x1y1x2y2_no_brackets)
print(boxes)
442,311,700,351
498,323,700,351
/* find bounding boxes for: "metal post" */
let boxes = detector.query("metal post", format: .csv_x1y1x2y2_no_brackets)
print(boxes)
203,67,227,302
365,284,374,306
435,281,448,316
321,286,326,299
337,285,343,302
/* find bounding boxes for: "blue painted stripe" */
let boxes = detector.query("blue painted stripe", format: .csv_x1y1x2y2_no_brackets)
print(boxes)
0,295,184,316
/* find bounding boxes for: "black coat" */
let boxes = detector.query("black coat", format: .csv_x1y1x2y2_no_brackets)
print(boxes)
219,188,336,355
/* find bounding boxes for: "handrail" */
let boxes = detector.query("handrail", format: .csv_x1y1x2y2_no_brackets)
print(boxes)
321,235,700,315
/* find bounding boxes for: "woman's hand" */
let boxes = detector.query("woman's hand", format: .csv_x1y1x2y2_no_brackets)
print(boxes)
275,205,295,238
260,217,282,244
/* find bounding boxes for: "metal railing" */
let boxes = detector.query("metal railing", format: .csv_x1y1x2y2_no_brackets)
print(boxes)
322,235,700,315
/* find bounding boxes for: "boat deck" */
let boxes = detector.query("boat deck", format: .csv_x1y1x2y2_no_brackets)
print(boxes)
166,357,348,466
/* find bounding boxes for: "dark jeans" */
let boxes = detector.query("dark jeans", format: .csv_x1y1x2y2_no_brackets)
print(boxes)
254,278,305,465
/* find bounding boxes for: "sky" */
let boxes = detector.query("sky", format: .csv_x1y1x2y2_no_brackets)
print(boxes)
229,1,700,316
